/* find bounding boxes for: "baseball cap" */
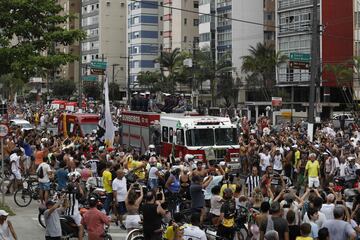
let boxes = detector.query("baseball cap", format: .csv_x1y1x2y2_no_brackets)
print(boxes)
0,210,9,217
45,200,56,207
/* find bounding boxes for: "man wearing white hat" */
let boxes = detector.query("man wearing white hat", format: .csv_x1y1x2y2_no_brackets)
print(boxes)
0,210,17,240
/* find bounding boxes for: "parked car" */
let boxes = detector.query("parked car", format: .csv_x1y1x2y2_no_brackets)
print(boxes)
331,114,355,129
9,119,34,132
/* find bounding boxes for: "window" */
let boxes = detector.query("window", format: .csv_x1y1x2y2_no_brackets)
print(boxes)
133,16,140,24
169,127,173,143
121,2,125,7
92,5,94,10
194,1,199,8
199,14,211,24
183,36,187,42
199,33,210,42
193,19,199,26
160,16,163,21
186,129,214,146
96,3,99,8
176,129,184,145
162,126,169,142
184,18,187,25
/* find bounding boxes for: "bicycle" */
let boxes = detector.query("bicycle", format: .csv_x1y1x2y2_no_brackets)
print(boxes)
13,176,40,207
126,228,144,240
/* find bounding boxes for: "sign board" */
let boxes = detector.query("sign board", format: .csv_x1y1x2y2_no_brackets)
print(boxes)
281,112,292,118
271,97,283,107
82,75,97,81
289,52,311,62
90,61,107,75
289,61,310,70
0,124,8,137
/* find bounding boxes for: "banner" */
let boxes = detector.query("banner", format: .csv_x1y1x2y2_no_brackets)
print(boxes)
104,77,115,147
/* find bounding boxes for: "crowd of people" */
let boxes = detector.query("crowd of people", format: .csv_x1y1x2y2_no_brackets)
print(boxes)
2,103,360,240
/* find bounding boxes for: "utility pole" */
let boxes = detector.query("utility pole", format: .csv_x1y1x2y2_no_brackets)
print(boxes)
78,0,83,113
308,0,320,141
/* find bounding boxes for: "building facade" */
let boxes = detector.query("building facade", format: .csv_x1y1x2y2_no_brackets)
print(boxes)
55,0,81,83
163,0,200,52
81,0,127,89
127,0,162,88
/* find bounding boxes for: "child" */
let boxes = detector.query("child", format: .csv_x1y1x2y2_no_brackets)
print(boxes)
296,223,313,240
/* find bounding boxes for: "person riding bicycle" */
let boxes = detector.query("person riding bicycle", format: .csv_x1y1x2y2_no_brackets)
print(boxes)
217,188,237,240
81,195,110,240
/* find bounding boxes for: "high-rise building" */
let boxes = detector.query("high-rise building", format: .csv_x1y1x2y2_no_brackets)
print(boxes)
354,0,360,101
55,0,81,83
276,0,353,115
264,0,275,46
81,0,127,89
198,0,215,51
163,0,200,52
127,0,162,88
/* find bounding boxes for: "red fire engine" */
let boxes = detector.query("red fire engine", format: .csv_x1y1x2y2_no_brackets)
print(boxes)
121,111,240,166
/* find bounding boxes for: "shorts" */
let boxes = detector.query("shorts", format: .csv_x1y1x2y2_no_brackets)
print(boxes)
117,201,127,215
125,214,141,229
69,213,82,226
39,182,51,191
308,177,320,188
10,171,22,180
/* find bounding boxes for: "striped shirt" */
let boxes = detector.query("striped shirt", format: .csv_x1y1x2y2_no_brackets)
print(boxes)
245,175,260,196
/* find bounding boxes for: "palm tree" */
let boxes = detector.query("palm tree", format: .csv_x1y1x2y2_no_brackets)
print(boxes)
0,73,24,100
195,49,233,106
156,48,183,93
241,43,287,101
325,63,354,109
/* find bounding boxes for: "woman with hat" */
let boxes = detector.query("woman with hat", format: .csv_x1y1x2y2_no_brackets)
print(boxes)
0,210,17,240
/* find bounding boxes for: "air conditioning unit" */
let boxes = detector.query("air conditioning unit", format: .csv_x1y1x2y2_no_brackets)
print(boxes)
106,0,110,6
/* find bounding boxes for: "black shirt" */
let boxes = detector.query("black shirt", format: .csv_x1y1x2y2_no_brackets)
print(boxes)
190,183,204,209
289,225,300,240
260,216,289,240
141,203,162,234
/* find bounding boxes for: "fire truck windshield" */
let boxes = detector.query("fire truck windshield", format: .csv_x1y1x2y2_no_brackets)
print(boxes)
80,123,98,135
215,128,237,145
186,129,214,146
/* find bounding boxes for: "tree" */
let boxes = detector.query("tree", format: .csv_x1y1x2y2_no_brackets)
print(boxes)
83,83,101,100
51,79,76,98
242,43,287,101
109,82,122,100
193,49,233,106
0,73,25,100
137,71,161,92
0,0,85,80
217,74,241,108
325,63,354,108
156,48,184,93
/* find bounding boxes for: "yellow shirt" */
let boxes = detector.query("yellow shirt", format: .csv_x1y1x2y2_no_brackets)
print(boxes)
164,226,175,240
294,150,301,167
130,160,145,180
102,170,112,193
305,160,320,177
220,183,237,197
296,237,313,240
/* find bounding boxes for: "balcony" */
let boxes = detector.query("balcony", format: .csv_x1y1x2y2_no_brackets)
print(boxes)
163,14,172,21
163,31,172,38
164,0,172,5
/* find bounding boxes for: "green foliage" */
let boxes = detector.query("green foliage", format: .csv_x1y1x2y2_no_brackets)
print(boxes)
83,83,101,100
109,82,122,100
0,73,25,99
52,79,76,98
0,0,86,80
242,43,287,101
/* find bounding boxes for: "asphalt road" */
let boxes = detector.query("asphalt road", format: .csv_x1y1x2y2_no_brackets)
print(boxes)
3,194,127,240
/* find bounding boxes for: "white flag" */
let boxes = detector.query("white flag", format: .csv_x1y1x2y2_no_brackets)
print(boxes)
104,77,115,147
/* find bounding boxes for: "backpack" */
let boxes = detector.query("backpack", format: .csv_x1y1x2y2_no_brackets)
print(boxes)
37,166,44,179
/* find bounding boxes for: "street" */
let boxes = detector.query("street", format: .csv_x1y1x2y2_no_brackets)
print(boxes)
3,194,128,240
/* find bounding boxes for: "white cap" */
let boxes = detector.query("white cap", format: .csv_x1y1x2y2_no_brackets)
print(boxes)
145,91,150,95
140,93,146,96
0,210,9,216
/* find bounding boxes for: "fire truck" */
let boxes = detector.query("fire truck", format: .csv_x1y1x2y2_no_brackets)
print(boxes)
58,113,99,137
121,111,240,167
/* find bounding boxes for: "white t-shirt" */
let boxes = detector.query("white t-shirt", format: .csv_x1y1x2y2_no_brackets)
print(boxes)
204,175,223,200
321,203,335,220
37,162,51,183
9,153,20,173
303,210,327,228
210,195,222,216
112,177,127,202
148,166,159,179
273,154,283,171
259,153,271,171
183,225,207,240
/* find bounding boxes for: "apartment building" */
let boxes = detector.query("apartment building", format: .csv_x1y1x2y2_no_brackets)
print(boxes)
127,0,162,88
55,0,81,83
163,0,200,51
81,0,127,89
